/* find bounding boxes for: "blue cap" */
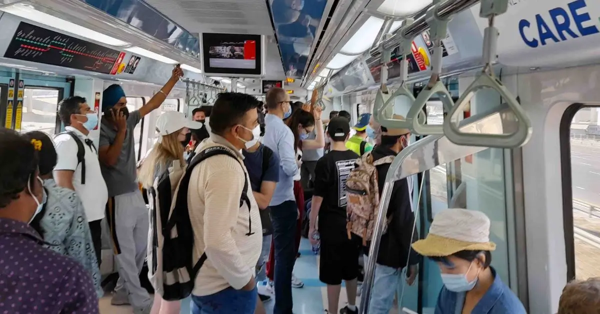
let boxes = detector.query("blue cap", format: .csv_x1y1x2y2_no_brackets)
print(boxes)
102,84,126,111
353,113,372,131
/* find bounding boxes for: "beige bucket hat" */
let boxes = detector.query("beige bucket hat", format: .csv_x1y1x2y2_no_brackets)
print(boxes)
412,208,496,257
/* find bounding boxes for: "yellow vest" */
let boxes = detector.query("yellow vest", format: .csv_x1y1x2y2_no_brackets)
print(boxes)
345,135,372,156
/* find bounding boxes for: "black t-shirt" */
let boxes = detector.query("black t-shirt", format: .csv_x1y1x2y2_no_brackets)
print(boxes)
314,150,359,241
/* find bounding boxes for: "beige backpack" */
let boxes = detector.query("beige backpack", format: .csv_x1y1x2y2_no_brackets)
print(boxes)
345,152,395,246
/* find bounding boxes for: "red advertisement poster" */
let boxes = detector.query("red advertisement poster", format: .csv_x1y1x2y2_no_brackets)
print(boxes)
110,52,126,75
411,42,427,71
94,92,101,130
244,40,256,60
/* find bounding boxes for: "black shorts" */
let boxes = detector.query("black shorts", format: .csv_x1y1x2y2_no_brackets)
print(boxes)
319,233,361,285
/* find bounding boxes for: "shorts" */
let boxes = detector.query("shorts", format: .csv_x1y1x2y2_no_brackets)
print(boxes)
319,233,361,285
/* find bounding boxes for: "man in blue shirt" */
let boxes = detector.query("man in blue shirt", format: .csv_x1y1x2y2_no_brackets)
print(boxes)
262,87,298,314
242,122,280,313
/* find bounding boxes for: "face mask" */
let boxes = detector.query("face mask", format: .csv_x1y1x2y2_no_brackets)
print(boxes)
195,119,205,123
299,132,309,141
112,107,129,119
283,103,292,119
440,262,479,293
27,177,46,224
237,125,258,149
367,125,376,139
401,135,411,149
82,113,98,131
244,125,262,149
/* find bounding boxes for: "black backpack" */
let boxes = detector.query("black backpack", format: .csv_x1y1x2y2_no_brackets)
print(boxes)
160,145,251,301
55,131,96,184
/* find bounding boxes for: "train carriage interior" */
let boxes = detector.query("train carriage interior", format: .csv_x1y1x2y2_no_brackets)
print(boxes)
1,0,600,313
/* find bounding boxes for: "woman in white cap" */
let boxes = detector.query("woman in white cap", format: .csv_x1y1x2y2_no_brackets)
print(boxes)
138,111,202,314
411,208,526,314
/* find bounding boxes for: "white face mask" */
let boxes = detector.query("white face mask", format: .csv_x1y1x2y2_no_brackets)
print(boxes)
244,125,262,149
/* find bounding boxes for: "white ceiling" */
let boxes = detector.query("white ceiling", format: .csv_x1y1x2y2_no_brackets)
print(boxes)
143,0,285,80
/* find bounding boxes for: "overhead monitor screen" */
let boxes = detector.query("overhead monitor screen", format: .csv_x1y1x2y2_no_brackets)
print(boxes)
4,22,122,74
202,33,262,75
262,80,283,94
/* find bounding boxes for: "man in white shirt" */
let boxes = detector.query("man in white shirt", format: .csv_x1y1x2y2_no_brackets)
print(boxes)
54,96,108,267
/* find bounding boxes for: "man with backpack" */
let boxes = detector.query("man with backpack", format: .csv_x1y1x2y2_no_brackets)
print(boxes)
346,113,373,156
184,93,262,313
54,96,108,269
309,116,360,314
242,118,280,312
346,116,419,314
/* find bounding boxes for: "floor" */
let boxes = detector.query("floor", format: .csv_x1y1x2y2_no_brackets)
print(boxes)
99,239,372,314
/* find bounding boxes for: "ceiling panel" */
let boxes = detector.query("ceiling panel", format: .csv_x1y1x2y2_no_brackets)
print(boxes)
143,0,284,79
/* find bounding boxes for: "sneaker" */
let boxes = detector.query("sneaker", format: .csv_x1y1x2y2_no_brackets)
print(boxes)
257,280,274,297
339,305,358,314
259,293,272,302
291,273,304,288
110,292,130,306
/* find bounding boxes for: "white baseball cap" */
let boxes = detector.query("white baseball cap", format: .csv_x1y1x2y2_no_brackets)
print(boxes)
156,111,203,143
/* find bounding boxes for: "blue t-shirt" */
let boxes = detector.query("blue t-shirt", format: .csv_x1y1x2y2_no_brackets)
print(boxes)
242,144,280,191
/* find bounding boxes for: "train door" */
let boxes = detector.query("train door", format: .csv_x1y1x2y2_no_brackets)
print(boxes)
18,75,71,135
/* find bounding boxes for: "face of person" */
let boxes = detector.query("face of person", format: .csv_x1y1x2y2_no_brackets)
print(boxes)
193,111,206,121
177,127,189,142
436,254,483,283
233,108,259,149
299,125,314,136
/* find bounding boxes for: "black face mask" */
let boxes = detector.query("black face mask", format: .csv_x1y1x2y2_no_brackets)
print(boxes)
195,119,206,124
107,107,130,119
120,107,130,119
381,135,403,147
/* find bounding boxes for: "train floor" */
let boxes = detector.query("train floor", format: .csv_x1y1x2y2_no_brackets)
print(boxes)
99,239,402,313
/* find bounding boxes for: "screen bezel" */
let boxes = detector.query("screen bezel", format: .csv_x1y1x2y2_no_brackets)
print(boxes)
261,80,283,94
202,33,263,76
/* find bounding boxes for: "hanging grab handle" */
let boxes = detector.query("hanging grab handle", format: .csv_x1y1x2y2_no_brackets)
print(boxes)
443,0,532,148
406,4,454,135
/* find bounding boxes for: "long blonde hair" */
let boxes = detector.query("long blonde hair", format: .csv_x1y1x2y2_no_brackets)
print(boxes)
138,131,185,188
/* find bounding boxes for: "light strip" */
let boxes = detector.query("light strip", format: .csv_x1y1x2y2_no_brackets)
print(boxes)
326,53,357,70
125,47,178,64
181,64,202,73
340,17,385,55
1,3,129,46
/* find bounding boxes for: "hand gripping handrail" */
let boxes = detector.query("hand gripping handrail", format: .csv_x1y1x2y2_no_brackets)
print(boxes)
406,1,454,135
443,0,532,148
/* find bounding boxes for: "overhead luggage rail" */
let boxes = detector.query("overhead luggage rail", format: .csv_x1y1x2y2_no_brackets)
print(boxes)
359,104,520,313
406,0,454,135
443,0,532,148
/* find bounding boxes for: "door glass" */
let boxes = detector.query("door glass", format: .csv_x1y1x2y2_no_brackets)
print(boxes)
126,97,144,160
161,99,179,113
570,107,600,279
21,88,59,135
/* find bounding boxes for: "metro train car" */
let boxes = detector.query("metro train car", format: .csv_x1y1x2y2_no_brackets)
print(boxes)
0,0,598,313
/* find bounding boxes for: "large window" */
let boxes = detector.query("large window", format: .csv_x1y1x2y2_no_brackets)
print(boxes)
568,106,600,279
21,88,60,135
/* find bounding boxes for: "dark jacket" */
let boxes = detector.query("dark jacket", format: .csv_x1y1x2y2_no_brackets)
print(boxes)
364,145,420,269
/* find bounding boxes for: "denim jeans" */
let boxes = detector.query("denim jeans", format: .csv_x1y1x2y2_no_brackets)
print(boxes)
368,263,405,314
256,235,272,281
191,287,257,314
270,200,298,314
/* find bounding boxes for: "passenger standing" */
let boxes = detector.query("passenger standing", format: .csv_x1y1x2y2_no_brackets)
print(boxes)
559,278,600,313
324,110,339,154
309,117,360,314
262,87,298,314
185,108,210,163
27,131,102,297
346,113,374,156
362,120,419,314
186,93,262,313
0,128,99,314
299,109,325,194
412,208,526,314
99,65,183,313
54,96,108,268
241,117,280,312
138,112,202,314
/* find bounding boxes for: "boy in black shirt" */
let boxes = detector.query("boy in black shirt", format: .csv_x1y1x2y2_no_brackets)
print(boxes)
309,117,360,314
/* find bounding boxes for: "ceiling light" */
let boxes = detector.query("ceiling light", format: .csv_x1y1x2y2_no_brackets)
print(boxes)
377,0,433,17
389,20,403,33
1,3,129,46
326,54,357,70
221,78,231,84
210,76,223,80
341,17,384,55
125,47,177,64
181,64,202,73
318,69,331,78
237,83,245,88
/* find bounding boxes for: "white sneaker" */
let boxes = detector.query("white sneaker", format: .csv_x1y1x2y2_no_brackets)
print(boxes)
291,273,304,288
257,280,274,297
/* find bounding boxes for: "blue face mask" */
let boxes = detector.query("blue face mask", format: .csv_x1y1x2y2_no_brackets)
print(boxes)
83,113,98,131
440,263,480,293
366,125,376,139
299,132,309,140
283,103,292,119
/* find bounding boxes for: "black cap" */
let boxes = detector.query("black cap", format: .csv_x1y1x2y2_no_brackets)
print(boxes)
327,116,350,142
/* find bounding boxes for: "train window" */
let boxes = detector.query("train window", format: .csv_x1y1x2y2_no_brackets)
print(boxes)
568,107,600,280
126,97,145,161
426,101,444,125
21,88,60,135
357,103,369,117
161,98,179,113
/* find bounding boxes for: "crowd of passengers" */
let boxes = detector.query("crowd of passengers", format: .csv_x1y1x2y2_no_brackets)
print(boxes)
0,65,596,314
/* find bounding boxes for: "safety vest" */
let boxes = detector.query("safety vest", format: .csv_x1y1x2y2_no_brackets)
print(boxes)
346,135,372,156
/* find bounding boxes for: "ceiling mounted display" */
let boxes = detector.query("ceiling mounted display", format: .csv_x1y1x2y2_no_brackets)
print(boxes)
268,0,328,79
202,33,263,76
262,80,283,94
